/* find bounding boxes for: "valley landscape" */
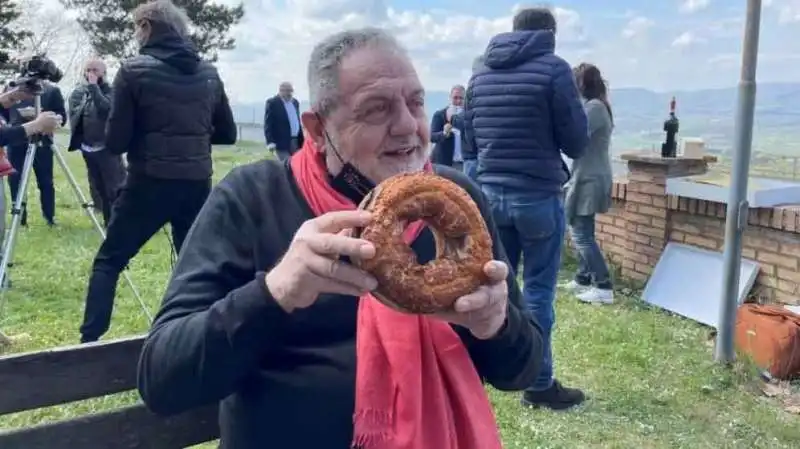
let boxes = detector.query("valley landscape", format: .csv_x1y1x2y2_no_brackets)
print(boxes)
232,82,800,179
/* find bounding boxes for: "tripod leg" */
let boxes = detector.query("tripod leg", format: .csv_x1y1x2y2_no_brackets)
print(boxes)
0,143,39,345
51,146,153,322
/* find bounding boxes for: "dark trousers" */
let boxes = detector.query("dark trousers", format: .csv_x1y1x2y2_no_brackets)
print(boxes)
81,150,126,226
79,175,211,342
6,143,55,224
481,186,564,392
275,137,299,162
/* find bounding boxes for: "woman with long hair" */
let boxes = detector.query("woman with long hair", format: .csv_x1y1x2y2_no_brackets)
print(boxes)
563,63,615,304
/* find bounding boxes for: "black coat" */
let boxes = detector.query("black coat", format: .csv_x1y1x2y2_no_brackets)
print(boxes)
105,24,237,180
67,81,112,151
429,107,470,166
263,95,303,153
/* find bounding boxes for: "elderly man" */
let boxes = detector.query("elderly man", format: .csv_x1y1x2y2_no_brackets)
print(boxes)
138,27,543,449
465,7,589,410
68,57,126,227
264,81,304,161
78,0,236,344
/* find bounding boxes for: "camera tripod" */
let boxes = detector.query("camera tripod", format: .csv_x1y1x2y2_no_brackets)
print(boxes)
0,96,151,346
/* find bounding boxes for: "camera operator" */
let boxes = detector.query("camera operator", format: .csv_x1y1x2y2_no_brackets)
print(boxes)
79,0,236,343
1,71,66,227
0,87,62,146
68,58,126,227
0,86,62,277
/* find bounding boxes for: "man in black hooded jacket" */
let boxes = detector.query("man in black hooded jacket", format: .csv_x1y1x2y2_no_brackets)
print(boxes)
79,0,237,343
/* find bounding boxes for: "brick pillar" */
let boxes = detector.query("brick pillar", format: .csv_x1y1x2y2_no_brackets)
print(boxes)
619,153,715,282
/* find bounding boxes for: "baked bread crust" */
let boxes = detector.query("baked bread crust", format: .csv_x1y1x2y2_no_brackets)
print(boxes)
352,172,493,314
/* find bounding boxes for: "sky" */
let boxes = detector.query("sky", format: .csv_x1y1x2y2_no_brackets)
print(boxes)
37,0,800,104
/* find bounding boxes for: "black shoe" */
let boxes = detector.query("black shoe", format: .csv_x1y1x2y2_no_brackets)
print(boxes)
46,219,56,227
521,380,585,410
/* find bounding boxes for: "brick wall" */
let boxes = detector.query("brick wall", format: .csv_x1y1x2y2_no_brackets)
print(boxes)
594,153,800,305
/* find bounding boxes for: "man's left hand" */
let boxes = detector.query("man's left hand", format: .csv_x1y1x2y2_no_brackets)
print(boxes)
436,260,509,340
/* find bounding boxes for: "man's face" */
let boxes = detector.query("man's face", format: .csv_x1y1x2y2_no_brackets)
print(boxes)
279,83,293,100
85,61,105,79
303,47,430,184
450,87,465,107
134,20,150,46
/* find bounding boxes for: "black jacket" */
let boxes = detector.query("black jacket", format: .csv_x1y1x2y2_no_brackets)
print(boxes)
263,95,303,153
430,106,471,166
0,123,27,148
137,161,543,449
105,25,237,180
67,81,112,151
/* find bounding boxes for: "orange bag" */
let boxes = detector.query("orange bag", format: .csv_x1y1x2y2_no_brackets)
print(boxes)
735,304,800,379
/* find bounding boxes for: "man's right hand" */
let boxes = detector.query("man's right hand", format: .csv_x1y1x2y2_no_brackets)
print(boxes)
266,143,276,152
443,123,453,136
265,210,378,313
29,111,61,134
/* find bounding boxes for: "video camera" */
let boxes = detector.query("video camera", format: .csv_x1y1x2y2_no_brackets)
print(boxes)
7,54,63,95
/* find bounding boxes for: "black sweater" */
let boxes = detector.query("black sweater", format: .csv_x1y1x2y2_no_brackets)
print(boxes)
137,160,544,449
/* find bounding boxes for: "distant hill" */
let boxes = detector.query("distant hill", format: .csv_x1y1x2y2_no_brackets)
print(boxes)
233,83,800,156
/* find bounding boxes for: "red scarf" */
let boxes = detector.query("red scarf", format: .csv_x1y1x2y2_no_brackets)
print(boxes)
290,140,503,449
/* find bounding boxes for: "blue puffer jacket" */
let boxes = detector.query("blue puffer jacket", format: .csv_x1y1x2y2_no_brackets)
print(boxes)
465,30,588,193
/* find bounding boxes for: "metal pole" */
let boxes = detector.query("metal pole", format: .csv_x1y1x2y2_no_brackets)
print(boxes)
715,0,762,363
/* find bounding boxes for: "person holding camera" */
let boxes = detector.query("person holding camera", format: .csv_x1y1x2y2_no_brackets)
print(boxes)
0,86,62,274
1,75,66,227
0,88,62,145
79,0,236,344
68,58,126,227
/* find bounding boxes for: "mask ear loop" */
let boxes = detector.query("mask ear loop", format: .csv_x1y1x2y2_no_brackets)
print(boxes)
315,112,374,197
315,112,346,165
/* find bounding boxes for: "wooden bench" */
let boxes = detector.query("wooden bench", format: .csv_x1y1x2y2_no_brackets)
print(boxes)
0,336,220,448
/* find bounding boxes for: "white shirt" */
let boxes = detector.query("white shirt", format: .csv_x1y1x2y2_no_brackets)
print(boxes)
448,105,464,162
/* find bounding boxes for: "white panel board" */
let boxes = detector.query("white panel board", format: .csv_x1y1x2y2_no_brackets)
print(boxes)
642,242,759,328
666,175,800,208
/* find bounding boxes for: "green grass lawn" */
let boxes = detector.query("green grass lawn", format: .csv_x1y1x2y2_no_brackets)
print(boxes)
0,142,798,448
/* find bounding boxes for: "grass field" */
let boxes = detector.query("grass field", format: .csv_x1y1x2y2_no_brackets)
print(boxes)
0,141,799,448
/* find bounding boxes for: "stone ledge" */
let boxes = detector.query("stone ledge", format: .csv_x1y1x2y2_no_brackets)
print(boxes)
620,152,718,165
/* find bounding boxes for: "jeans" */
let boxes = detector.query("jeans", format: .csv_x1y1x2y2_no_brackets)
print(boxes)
569,214,613,289
79,175,211,342
462,159,478,182
6,143,55,223
481,185,564,391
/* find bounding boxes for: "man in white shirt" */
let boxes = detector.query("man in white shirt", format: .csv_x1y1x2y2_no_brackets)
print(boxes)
429,85,468,170
264,82,304,161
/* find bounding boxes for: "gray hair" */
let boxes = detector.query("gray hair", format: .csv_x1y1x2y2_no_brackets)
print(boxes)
133,0,192,38
307,27,407,116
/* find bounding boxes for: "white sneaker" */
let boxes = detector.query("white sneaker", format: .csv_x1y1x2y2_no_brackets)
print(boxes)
558,280,591,292
576,287,614,305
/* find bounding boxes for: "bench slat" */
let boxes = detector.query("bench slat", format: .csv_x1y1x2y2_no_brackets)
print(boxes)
0,336,145,415
0,403,219,449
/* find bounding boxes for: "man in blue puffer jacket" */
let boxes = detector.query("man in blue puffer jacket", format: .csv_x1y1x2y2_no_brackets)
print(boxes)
465,7,589,410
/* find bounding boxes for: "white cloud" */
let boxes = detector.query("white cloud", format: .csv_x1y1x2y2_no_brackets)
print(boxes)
215,1,586,104
621,16,654,39
671,31,703,47
679,0,711,14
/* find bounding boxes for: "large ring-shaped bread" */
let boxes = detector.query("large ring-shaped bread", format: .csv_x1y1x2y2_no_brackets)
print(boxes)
352,172,493,314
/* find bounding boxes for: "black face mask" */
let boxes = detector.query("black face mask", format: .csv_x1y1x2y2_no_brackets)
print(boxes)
317,113,375,204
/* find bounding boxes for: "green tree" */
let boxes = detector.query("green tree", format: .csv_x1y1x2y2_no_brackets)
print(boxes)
59,0,244,61
0,0,31,66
